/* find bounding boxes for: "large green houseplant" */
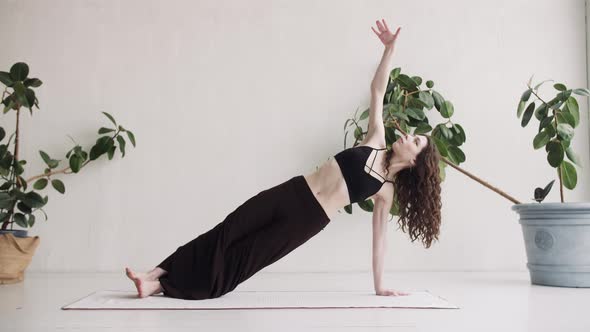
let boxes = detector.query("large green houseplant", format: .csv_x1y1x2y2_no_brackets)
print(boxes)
0,62,136,284
512,76,590,287
340,67,521,219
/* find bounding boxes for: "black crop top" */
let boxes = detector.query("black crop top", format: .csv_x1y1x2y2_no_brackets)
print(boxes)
333,145,393,204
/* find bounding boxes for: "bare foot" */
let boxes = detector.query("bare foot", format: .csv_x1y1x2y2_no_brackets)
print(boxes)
125,267,163,298
125,267,159,281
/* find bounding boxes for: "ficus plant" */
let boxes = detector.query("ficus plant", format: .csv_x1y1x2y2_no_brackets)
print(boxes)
516,76,589,203
0,62,136,231
341,67,467,216
337,67,525,218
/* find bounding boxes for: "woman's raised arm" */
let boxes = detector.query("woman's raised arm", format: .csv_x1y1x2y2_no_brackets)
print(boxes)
370,19,401,94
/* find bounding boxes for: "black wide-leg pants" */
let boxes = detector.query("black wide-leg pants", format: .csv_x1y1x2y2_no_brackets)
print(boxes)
156,175,331,300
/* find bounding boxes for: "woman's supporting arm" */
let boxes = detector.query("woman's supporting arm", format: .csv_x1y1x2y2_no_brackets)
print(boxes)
372,197,389,292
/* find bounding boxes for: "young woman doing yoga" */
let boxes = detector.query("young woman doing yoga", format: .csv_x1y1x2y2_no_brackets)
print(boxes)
125,19,442,300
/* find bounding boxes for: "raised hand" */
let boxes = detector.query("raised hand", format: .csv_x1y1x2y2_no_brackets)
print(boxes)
371,19,401,49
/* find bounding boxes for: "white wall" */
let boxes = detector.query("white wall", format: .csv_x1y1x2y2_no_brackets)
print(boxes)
1,0,588,273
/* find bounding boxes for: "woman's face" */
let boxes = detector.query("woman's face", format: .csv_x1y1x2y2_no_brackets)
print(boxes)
392,134,428,166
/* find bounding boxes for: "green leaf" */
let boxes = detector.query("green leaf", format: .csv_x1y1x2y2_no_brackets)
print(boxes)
533,130,551,149
28,214,36,227
556,111,575,128
413,123,432,135
21,191,45,208
546,141,564,167
426,80,434,88
447,146,466,163
455,124,466,144
10,62,29,81
431,136,448,157
533,103,547,121
440,125,453,140
538,115,554,132
565,97,579,127
14,213,27,228
107,145,116,160
396,74,418,91
23,78,42,87
553,83,566,91
440,100,454,118
69,155,82,173
390,67,401,80
17,201,32,214
354,126,362,140
521,89,532,102
117,135,126,157
102,111,117,126
411,76,422,86
0,127,4,142
0,192,15,209
517,100,526,118
406,107,425,120
14,81,29,108
561,161,577,189
89,136,112,160
556,123,574,141
391,111,409,122
431,90,444,111
39,150,59,168
359,108,369,121
521,102,535,127
98,127,115,134
558,89,572,101
33,178,48,190
126,130,136,147
565,146,580,166
438,160,446,181
418,91,434,109
51,179,65,194
0,71,14,86
572,88,590,96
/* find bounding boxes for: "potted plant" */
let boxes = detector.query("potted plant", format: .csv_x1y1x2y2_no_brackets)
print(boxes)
343,68,589,287
512,76,590,287
0,62,136,284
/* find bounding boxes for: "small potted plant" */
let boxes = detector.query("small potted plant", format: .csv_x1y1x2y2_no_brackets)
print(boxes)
0,62,136,284
512,76,590,287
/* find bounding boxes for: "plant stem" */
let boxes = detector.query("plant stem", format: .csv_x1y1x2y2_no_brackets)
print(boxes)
441,158,522,204
557,166,564,202
25,159,91,183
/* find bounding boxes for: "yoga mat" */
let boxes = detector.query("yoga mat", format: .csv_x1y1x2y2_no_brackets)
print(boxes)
62,290,459,310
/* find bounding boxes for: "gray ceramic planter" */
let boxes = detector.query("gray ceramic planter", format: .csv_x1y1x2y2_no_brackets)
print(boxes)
511,202,590,287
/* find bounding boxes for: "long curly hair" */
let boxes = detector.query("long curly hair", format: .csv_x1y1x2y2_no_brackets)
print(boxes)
381,135,442,248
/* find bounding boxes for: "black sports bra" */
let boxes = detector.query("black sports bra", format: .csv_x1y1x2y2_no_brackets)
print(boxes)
333,145,393,204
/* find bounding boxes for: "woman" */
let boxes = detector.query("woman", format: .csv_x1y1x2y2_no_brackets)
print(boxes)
125,19,442,300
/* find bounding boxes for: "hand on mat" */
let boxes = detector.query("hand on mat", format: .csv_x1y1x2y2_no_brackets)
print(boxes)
375,288,409,296
371,19,401,49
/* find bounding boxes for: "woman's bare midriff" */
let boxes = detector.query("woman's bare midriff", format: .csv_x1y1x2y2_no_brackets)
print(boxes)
303,158,382,221
303,157,350,221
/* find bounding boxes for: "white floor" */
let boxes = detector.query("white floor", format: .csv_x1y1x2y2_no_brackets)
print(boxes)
1,271,589,332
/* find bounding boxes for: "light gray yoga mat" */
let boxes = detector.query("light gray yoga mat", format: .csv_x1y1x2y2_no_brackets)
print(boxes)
62,290,459,310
